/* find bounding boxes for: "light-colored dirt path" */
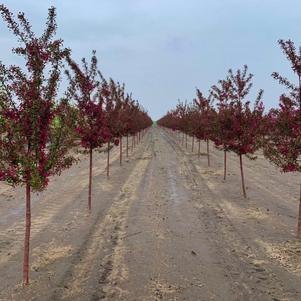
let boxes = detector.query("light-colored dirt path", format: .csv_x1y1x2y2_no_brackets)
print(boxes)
1,127,301,300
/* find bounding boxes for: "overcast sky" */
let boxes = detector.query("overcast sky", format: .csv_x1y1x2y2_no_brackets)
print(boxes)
0,0,300,120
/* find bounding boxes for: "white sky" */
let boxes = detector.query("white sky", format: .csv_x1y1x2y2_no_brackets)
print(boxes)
0,0,300,120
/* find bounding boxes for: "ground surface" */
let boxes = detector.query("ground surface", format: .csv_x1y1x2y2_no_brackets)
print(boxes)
1,126,301,300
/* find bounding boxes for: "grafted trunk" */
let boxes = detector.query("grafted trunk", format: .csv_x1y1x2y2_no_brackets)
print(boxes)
239,154,247,198
107,141,110,178
88,147,93,210
207,139,210,166
23,183,31,285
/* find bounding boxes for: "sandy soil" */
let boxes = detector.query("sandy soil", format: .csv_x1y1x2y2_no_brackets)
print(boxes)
1,127,301,300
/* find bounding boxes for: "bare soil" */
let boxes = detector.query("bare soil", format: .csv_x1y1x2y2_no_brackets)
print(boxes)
1,127,301,300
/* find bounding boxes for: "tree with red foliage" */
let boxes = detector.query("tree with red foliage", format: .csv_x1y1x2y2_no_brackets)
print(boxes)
157,66,263,199
174,101,188,147
216,65,264,198
0,6,76,284
120,96,134,158
65,51,109,211
210,79,233,180
193,90,215,166
109,81,126,166
124,99,145,151
263,39,301,236
157,102,187,146
101,78,123,177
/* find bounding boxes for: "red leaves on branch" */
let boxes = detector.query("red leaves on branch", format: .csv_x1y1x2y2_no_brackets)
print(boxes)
211,67,264,157
264,40,301,173
263,40,301,236
66,50,152,203
66,51,108,150
0,5,76,284
0,5,75,190
158,65,264,197
0,4,152,285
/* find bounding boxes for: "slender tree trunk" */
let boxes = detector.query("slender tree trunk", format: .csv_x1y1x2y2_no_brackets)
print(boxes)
119,136,122,166
88,146,92,210
239,154,247,198
132,135,134,152
126,134,129,157
207,139,210,166
298,75,301,114
23,183,31,285
182,132,184,146
198,139,201,158
185,134,188,149
224,150,227,181
107,141,110,178
298,184,301,238
192,136,194,152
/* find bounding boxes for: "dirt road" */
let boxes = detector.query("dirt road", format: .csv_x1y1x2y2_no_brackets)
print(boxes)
1,126,301,300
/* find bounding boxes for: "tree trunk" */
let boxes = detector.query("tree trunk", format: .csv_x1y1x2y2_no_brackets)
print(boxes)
119,136,122,166
126,134,129,157
207,139,210,166
185,134,188,149
224,150,227,180
23,183,31,285
239,154,247,198
298,75,301,114
182,132,184,146
192,136,194,152
198,139,201,158
298,182,301,238
107,141,110,178
88,146,92,210
132,135,134,152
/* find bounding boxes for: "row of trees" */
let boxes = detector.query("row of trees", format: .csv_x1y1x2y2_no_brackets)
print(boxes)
0,6,152,284
158,39,301,238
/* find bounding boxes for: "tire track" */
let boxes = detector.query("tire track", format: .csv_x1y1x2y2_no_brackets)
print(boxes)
160,128,299,300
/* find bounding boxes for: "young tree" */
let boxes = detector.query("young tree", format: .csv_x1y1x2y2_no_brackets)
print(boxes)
101,79,122,177
65,51,109,211
264,39,301,236
223,65,264,198
210,79,233,180
194,89,215,166
0,6,76,284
